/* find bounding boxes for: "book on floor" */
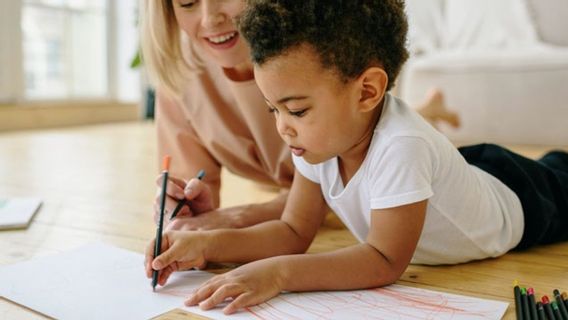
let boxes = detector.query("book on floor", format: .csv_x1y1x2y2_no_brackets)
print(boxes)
0,198,42,230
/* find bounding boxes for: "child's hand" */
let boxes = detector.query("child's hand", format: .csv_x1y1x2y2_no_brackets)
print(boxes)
185,258,284,315
145,231,208,287
153,174,214,225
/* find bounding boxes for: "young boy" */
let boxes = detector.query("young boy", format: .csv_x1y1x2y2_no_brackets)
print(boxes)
145,0,568,315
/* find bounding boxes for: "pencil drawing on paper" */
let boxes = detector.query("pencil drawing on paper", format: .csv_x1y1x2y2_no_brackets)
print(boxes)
243,285,506,320
164,281,507,320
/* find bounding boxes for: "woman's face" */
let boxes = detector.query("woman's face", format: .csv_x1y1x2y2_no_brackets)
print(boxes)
172,0,250,70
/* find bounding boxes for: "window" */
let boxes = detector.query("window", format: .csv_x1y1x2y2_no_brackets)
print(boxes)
22,0,108,99
0,0,140,103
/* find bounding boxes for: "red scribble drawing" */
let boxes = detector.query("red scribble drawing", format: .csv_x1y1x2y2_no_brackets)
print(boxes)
242,285,507,320
164,272,507,320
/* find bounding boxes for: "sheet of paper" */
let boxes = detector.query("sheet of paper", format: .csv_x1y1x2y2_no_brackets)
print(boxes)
0,243,508,320
0,243,214,320
223,285,509,319
0,197,42,229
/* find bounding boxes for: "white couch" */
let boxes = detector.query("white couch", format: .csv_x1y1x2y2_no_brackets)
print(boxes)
399,0,568,145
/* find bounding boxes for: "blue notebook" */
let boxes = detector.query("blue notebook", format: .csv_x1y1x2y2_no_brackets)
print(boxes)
0,198,42,230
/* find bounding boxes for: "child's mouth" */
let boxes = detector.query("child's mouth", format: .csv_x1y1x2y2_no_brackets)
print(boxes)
290,147,305,156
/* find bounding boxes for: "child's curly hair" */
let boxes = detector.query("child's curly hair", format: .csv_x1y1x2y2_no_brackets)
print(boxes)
238,0,408,91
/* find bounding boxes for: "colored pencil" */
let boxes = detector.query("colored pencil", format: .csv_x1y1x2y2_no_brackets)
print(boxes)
528,288,538,320
554,289,568,320
537,302,546,320
152,155,171,291
543,295,557,320
553,301,565,320
521,287,530,320
514,281,524,320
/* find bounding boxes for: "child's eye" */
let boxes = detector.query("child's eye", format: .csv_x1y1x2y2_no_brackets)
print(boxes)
289,109,307,117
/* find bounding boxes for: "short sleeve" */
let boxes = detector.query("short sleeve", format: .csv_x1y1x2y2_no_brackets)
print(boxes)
368,136,435,209
155,90,222,205
292,154,321,184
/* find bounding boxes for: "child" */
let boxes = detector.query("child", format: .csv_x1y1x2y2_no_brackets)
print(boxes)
145,0,568,315
141,0,458,232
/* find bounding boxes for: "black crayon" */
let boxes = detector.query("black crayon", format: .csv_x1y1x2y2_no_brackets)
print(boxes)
515,284,524,320
543,295,557,320
553,301,566,320
554,289,568,320
521,288,530,320
528,288,538,320
537,302,546,320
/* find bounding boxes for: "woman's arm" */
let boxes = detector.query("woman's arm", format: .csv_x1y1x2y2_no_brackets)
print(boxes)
155,90,222,206
155,90,293,230
167,189,289,230
147,172,328,282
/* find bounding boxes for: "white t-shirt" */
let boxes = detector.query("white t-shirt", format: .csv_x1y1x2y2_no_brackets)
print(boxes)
293,94,524,265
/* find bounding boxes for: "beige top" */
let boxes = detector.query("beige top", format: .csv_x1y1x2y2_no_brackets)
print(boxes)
155,59,294,206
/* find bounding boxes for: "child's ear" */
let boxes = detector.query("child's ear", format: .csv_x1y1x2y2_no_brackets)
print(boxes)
357,67,388,112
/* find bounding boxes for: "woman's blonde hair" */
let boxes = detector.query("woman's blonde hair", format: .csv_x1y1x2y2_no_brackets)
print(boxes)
141,0,203,96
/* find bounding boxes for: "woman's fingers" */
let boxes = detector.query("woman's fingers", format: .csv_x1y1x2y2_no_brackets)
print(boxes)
155,174,188,200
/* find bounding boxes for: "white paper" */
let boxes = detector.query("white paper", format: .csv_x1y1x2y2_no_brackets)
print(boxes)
0,197,41,229
0,243,213,320
222,285,509,319
0,243,508,320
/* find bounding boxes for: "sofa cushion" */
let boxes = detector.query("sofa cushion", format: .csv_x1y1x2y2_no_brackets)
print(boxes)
444,0,539,50
405,0,445,55
526,0,568,46
400,46,568,145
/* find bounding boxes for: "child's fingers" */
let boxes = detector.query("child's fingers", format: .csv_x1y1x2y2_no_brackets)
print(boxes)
224,292,255,315
152,239,180,271
185,278,219,306
158,264,177,286
147,232,173,269
199,284,242,311
144,239,156,277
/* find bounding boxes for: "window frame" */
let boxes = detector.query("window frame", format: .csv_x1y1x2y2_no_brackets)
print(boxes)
0,0,138,105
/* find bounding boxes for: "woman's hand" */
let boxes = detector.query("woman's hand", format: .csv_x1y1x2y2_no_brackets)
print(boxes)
153,174,215,226
185,258,285,315
145,231,209,287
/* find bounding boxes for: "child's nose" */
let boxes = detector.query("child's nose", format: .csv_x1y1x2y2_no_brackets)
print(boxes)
276,117,296,137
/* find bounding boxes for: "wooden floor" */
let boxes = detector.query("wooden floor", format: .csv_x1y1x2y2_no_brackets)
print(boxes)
0,121,567,320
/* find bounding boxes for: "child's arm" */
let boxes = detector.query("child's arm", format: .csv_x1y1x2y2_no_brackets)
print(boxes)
275,199,427,291
184,186,427,314
145,171,329,285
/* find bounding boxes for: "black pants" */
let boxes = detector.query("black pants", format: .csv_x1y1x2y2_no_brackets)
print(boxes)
459,144,568,250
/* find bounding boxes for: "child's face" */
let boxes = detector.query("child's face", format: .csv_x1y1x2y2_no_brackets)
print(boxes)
255,45,371,165
172,0,250,70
